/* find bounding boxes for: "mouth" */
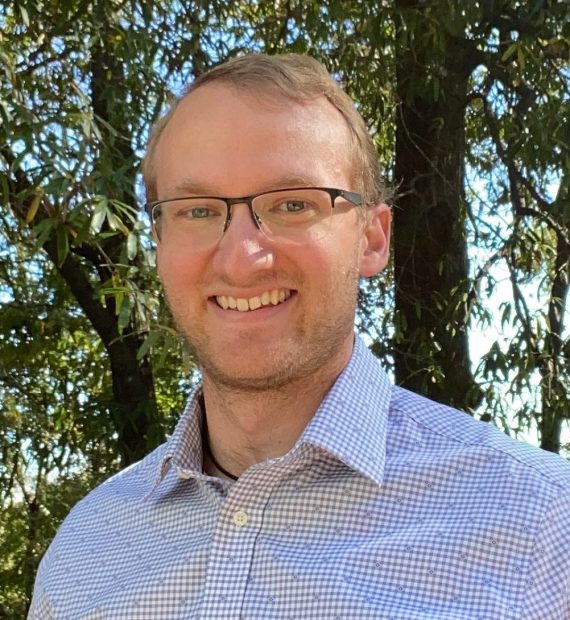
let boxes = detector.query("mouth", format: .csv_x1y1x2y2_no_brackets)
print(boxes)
213,288,294,312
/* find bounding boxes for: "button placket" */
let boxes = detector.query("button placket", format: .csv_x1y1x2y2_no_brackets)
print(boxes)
200,474,273,617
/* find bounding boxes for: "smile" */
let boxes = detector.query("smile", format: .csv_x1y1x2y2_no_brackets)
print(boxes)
215,289,292,311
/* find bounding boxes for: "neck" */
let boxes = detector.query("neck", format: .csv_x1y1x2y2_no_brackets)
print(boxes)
201,346,352,479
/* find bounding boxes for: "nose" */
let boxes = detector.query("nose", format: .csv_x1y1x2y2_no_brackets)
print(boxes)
211,203,275,279
223,198,263,234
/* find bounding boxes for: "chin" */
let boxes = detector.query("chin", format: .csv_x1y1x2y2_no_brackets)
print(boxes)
201,356,304,392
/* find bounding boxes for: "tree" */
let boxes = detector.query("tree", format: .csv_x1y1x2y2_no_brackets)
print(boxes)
465,1,570,451
1,0,568,613
393,0,479,408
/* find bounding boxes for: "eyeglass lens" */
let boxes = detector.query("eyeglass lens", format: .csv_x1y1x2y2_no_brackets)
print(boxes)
153,188,337,246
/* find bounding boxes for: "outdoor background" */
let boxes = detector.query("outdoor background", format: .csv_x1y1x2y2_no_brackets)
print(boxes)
1,0,569,616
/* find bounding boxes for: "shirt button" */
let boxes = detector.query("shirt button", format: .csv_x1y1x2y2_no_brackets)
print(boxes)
177,468,192,479
233,510,249,527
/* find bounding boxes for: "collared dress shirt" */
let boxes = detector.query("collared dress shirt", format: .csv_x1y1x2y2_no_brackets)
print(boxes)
29,338,570,619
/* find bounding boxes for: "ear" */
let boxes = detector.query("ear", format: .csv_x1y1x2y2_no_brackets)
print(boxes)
358,203,391,277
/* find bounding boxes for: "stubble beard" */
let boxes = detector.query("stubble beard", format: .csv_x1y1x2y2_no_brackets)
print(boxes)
168,267,361,395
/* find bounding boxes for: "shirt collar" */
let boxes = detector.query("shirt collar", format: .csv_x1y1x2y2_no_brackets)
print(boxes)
149,336,391,494
299,336,391,487
147,389,204,496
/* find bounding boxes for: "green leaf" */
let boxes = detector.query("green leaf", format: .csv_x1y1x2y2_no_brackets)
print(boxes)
126,233,137,260
19,5,30,27
56,225,69,265
501,42,518,62
517,46,525,70
90,199,108,234
26,191,43,224
106,210,129,236
117,295,131,333
33,218,55,247
137,329,160,360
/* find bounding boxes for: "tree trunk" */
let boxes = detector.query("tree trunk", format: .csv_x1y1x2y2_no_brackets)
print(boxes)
539,232,570,452
86,4,162,464
393,2,481,410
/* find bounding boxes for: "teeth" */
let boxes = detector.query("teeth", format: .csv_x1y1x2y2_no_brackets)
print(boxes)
215,289,292,312
249,296,262,310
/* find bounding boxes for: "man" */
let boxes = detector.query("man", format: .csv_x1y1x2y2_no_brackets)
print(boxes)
30,54,570,619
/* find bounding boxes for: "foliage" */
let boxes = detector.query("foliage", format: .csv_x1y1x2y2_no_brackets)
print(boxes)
0,0,568,614
463,5,570,451
391,0,569,428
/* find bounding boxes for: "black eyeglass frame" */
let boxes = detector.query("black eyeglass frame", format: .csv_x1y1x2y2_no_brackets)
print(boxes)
145,186,363,236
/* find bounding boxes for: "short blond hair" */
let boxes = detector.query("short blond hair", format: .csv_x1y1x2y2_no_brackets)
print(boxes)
142,53,388,206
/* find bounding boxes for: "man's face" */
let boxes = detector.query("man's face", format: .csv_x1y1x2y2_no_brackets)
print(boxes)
153,83,390,390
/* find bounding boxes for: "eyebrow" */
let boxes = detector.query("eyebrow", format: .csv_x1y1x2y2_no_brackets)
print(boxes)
170,178,214,195
169,174,323,197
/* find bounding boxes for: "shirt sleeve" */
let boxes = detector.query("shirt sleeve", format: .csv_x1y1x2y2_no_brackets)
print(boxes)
27,546,55,619
521,484,570,619
27,589,54,620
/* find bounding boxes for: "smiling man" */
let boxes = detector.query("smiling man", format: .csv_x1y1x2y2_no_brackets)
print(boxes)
30,54,570,619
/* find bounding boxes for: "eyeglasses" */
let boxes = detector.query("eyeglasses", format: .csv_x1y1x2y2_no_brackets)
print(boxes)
146,186,363,247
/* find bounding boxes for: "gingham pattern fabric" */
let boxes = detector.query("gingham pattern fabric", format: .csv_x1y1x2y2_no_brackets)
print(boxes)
29,338,570,619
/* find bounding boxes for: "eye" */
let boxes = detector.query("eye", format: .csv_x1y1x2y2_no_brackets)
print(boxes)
171,200,225,220
186,206,218,219
274,200,311,214
256,190,327,226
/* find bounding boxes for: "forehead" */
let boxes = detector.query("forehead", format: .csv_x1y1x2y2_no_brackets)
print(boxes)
153,83,354,196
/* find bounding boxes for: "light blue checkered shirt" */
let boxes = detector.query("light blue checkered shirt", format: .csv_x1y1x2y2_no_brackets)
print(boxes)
29,338,570,619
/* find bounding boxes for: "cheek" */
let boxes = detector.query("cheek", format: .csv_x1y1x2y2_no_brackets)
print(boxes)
157,248,203,293
314,229,362,272
301,244,350,291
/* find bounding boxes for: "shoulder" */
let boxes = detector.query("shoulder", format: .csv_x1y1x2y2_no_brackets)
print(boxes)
29,442,169,612
389,386,570,489
66,440,170,534
386,387,570,618
76,440,170,507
